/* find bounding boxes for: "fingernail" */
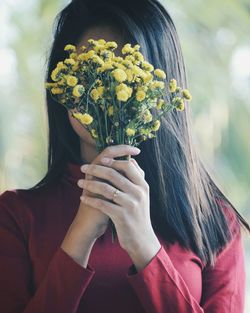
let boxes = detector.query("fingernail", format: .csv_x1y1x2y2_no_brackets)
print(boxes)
132,147,141,153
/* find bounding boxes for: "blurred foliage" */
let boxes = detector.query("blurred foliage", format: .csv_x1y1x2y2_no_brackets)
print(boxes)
0,0,249,311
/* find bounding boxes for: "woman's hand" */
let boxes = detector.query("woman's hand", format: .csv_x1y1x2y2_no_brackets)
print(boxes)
78,153,161,256
75,145,141,241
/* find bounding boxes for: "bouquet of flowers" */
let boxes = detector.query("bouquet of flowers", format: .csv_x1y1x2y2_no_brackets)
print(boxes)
45,38,192,242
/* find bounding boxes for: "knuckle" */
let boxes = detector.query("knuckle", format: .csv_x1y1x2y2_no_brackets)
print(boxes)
102,184,111,197
136,188,144,200
107,168,116,180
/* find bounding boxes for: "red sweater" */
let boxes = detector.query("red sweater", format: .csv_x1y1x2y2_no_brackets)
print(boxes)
0,162,246,313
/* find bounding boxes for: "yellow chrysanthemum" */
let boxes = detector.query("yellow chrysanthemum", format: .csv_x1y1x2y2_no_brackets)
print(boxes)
78,50,95,61
136,90,146,102
66,75,78,87
172,97,185,111
116,90,129,102
133,51,144,63
141,72,153,84
51,68,60,81
143,109,153,123
111,68,127,82
108,105,114,116
169,79,177,93
51,87,63,95
116,83,133,97
90,89,100,101
156,99,165,110
70,52,78,60
97,62,114,73
126,128,136,136
90,129,98,138
97,86,104,97
92,55,105,66
105,41,118,50
125,69,134,82
141,61,154,72
182,89,192,101
151,81,165,89
154,69,166,80
73,112,93,125
122,43,134,54
152,120,161,131
97,39,106,45
45,82,57,88
72,85,85,97
64,58,76,66
64,44,76,52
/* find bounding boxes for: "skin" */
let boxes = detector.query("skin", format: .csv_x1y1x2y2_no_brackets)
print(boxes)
62,25,161,272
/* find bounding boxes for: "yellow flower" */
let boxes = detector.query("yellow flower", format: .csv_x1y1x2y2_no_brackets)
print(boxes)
97,62,114,73
70,52,78,60
97,86,104,97
133,51,144,62
78,50,95,61
45,82,57,88
126,128,136,136
154,69,166,80
64,58,76,66
90,89,100,101
111,68,127,82
143,109,153,123
122,43,134,54
64,44,76,52
56,62,67,70
51,87,63,95
182,89,192,101
98,39,106,45
136,90,146,102
72,85,85,97
151,81,165,89
92,55,105,66
141,61,154,72
105,41,118,50
116,83,133,97
141,72,153,84
152,120,161,131
172,97,185,111
51,68,60,81
108,105,114,116
90,129,98,138
117,90,130,102
125,69,134,82
66,75,78,87
156,99,165,110
134,44,140,51
169,79,177,92
73,112,93,125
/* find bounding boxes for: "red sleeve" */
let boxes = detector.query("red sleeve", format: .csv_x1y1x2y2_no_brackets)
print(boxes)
0,191,95,313
125,205,246,313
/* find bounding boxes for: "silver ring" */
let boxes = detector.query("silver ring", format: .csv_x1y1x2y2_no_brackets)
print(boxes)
112,189,120,202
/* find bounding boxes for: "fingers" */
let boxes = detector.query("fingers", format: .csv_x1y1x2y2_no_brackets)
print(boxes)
100,145,141,160
80,164,136,194
78,179,132,208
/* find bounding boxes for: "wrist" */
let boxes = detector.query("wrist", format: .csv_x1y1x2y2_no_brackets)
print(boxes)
125,231,161,272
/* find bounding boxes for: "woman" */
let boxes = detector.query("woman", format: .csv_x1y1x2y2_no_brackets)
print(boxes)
0,0,249,312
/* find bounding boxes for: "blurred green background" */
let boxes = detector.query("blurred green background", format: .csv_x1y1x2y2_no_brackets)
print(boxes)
0,0,249,310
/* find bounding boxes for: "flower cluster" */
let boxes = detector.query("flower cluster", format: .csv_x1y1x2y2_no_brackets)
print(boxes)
45,39,192,153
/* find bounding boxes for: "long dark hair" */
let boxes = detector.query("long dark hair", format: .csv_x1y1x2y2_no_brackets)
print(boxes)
29,0,249,266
